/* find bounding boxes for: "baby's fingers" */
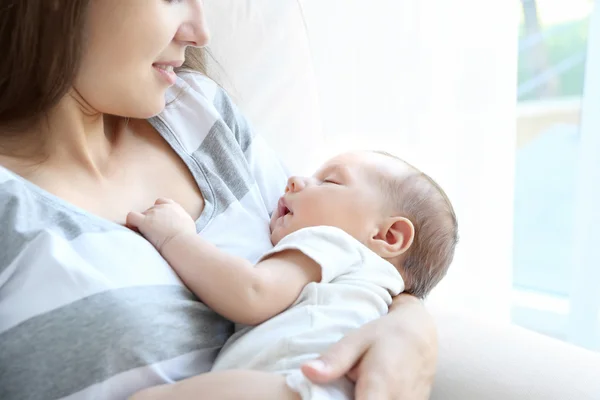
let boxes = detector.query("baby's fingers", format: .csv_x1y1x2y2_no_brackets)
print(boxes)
126,211,146,230
155,198,176,206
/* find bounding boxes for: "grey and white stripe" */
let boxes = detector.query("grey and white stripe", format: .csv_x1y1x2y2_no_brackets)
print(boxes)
0,74,289,400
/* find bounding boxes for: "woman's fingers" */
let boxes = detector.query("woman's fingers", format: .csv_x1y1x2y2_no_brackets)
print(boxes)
301,328,370,384
353,348,392,400
304,296,436,399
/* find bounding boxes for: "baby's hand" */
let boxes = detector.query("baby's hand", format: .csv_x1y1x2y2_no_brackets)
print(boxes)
126,198,197,252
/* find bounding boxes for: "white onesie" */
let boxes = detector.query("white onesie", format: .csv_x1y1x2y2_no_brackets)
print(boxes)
212,226,405,400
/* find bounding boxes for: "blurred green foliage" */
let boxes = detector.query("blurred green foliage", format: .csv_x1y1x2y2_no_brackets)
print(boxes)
518,18,589,100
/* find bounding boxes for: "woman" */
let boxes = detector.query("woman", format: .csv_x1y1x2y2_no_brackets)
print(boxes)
0,1,437,399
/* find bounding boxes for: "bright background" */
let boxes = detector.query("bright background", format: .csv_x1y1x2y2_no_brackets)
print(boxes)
206,0,600,352
513,0,599,351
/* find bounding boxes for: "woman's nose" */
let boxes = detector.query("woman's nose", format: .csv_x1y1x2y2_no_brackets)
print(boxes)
286,176,306,193
176,1,210,47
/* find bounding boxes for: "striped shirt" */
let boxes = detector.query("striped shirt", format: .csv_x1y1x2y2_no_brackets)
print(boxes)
0,73,288,400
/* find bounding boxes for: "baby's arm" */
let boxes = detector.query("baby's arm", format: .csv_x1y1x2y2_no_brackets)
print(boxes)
126,199,321,326
130,369,299,400
161,233,320,325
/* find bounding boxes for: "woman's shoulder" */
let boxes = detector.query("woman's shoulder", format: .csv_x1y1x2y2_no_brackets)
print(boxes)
176,70,220,95
0,166,110,231
169,71,239,118
170,71,221,105
155,72,247,153
0,167,45,229
0,166,113,261
167,72,250,139
157,71,288,219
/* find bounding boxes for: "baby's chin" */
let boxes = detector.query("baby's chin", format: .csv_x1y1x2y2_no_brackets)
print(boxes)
270,225,294,246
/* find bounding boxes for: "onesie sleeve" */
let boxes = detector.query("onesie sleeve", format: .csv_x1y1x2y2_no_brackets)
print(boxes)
259,226,405,295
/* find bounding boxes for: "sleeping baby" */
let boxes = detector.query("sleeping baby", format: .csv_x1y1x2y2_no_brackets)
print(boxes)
128,150,458,400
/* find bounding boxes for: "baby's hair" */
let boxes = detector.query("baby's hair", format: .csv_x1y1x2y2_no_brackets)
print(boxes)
371,151,458,299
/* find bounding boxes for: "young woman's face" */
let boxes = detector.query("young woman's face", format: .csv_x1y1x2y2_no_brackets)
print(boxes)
74,0,209,118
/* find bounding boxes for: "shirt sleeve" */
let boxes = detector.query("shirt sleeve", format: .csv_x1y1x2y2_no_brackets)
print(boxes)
212,86,289,215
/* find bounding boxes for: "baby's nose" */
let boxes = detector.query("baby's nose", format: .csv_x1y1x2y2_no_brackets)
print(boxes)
286,176,306,193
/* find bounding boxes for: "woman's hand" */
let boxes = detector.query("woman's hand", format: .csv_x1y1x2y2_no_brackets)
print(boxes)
301,294,437,400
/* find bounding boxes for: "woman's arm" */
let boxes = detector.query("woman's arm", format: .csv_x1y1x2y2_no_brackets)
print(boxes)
126,199,321,326
303,294,437,400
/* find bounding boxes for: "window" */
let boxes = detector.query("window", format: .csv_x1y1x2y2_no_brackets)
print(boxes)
512,0,599,351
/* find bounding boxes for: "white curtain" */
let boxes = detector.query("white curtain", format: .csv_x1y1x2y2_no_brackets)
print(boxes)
299,0,519,320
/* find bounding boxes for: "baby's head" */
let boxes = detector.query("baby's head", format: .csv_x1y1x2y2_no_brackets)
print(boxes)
270,151,458,298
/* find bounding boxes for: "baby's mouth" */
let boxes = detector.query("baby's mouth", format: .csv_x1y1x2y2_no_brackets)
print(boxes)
278,197,293,218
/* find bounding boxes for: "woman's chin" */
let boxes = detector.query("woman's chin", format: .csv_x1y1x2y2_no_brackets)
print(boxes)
127,84,171,118
130,98,168,119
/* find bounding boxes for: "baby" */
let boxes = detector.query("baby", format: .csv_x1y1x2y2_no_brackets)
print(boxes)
128,150,458,400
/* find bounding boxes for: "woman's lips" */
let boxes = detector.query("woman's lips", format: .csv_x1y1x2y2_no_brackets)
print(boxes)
153,64,177,85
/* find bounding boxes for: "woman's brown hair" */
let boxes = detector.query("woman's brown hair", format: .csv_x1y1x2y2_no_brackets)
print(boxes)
0,1,207,131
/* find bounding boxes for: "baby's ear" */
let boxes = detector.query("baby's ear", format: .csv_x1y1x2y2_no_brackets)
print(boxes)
369,217,415,258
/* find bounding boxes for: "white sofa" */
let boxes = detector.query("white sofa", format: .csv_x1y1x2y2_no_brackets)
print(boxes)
430,306,600,399
205,1,600,398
